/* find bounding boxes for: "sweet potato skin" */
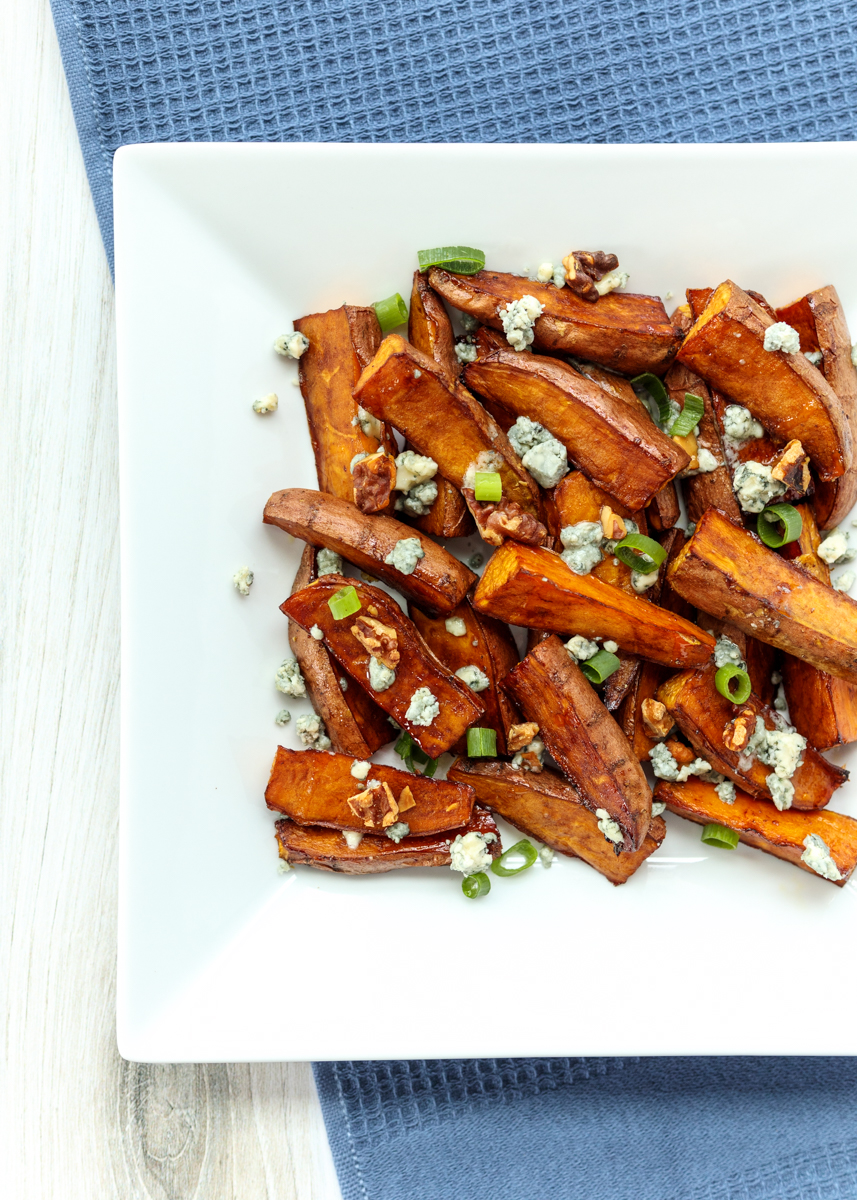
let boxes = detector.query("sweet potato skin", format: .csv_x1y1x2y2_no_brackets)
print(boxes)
281,576,484,758
677,280,849,482
503,635,653,851
473,542,716,669
288,547,391,756
428,268,681,375
464,349,689,511
653,778,857,886
275,806,500,874
448,759,666,885
667,507,857,683
410,599,521,756
263,488,475,616
265,746,474,833
664,361,740,524
658,664,846,810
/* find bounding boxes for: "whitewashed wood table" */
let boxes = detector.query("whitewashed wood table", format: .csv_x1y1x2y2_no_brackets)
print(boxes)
1,4,342,1197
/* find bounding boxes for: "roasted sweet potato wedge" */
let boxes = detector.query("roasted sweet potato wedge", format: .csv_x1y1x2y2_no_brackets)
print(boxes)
621,659,668,762
294,306,395,500
676,280,849,482
657,664,846,810
663,361,740,524
473,542,716,669
654,778,857,886
503,635,652,851
263,488,475,616
544,470,646,596
568,360,651,419
427,268,681,375
281,576,484,757
667,507,857,683
776,285,857,528
464,349,689,511
265,746,474,833
410,599,520,756
447,759,666,885
275,805,501,874
288,547,391,757
646,483,682,532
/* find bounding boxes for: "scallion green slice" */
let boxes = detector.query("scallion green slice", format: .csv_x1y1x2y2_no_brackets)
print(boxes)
668,392,705,438
491,839,538,877
580,649,622,684
631,373,672,425
757,502,803,548
395,730,437,775
714,664,752,704
461,871,491,898
613,533,667,572
467,727,497,757
373,292,408,333
418,246,486,274
701,823,740,850
327,585,361,621
474,472,502,502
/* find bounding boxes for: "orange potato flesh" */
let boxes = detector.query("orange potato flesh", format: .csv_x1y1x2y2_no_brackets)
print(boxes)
568,360,651,419
427,268,681,375
503,635,653,851
676,280,849,482
473,542,716,669
657,663,846,810
621,659,667,762
667,507,857,683
410,598,521,756
275,806,500,874
447,759,666,886
664,360,741,524
463,349,689,511
281,576,484,758
653,778,857,886
294,306,395,501
263,488,475,616
265,746,474,834
544,470,646,596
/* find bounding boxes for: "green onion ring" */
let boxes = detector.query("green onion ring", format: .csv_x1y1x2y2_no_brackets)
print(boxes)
613,533,667,573
631,373,672,425
473,472,502,502
373,292,408,333
491,839,538,877
701,823,740,850
466,727,498,758
580,649,622,684
461,871,491,898
327,585,362,621
418,246,486,274
714,664,752,704
669,393,705,438
757,503,803,548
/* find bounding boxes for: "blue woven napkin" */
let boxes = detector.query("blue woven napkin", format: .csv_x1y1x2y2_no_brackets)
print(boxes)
50,2,857,1196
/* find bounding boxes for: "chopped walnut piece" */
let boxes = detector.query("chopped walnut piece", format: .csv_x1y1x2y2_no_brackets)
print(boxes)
599,505,627,541
352,452,396,514
665,739,695,765
367,605,379,617
641,699,674,739
673,431,699,471
723,706,756,753
350,615,400,668
346,781,399,829
463,490,547,547
397,785,416,813
771,439,811,493
507,721,540,753
561,251,619,303
518,750,544,774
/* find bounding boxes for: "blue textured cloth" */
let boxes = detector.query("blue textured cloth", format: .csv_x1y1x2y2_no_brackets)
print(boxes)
48,2,857,1197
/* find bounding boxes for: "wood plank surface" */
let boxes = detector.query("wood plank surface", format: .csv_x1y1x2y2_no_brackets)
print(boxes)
0,4,341,1197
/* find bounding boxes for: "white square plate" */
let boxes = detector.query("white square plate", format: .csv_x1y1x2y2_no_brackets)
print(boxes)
115,142,857,1062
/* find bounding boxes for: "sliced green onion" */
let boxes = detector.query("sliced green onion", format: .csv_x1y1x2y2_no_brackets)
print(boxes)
373,293,408,333
422,756,439,779
394,730,415,771
714,664,752,704
701,823,740,850
580,649,621,684
757,502,803,548
613,533,667,572
491,839,538,877
467,727,497,757
631,373,672,424
668,392,705,438
418,246,486,275
327,585,361,621
462,871,491,898
395,730,437,776
474,472,502,502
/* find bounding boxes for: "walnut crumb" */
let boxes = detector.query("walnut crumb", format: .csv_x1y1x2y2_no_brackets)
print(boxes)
507,722,540,753
723,706,756,752
350,614,400,668
346,781,399,829
398,785,416,813
641,699,674,739
673,431,699,471
771,439,810,492
600,505,627,541
561,250,619,302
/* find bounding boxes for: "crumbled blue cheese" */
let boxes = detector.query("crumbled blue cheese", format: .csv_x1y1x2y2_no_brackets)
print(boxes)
713,635,747,671
695,448,719,473
651,800,666,817
512,737,544,770
405,686,440,726
507,416,568,486
352,406,384,439
445,616,468,636
455,341,478,364
384,537,425,575
631,569,659,593
834,570,856,592
594,269,629,296
385,822,410,843
767,775,795,810
350,451,370,472
763,322,800,354
232,566,254,595
275,709,291,725
368,656,396,692
395,450,437,493
603,640,619,654
538,844,555,868
310,624,324,641
316,548,343,576
649,743,712,782
275,657,306,697
744,716,806,810
722,404,764,442
295,713,331,749
536,262,556,283
342,830,364,850
565,635,600,662
252,393,278,414
595,808,624,844
274,331,310,359
801,833,843,881
455,665,491,692
715,779,736,804
350,760,371,781
449,829,496,874
400,480,438,516
804,350,823,366
460,312,480,333
818,531,854,566
339,677,348,692
559,521,603,575
498,295,544,351
732,461,786,513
